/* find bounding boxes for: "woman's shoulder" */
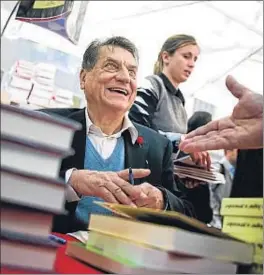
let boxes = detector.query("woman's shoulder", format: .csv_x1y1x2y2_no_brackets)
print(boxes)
137,74,166,98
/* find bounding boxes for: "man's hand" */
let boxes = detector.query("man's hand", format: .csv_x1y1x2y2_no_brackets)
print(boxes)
132,183,164,210
190,151,211,170
70,168,150,206
180,75,263,152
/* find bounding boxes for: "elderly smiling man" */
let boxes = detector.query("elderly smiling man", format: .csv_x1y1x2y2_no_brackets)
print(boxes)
41,36,212,233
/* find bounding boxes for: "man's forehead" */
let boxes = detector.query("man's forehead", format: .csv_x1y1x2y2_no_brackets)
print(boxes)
99,46,137,66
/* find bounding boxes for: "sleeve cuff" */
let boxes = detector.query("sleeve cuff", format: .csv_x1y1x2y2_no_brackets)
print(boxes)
65,168,80,202
157,187,169,211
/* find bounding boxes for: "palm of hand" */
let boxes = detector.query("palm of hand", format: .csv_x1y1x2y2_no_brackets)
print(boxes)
222,92,263,149
180,76,263,152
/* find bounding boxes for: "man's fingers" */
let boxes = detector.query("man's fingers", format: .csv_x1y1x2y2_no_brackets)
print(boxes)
182,120,220,141
226,75,249,100
206,153,211,170
113,177,142,200
104,181,135,206
117,169,151,180
132,184,152,207
134,195,153,207
180,130,219,152
181,135,233,152
98,186,119,204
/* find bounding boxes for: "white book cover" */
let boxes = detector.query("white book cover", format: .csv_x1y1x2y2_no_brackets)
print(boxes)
1,133,74,179
1,166,66,213
1,103,81,151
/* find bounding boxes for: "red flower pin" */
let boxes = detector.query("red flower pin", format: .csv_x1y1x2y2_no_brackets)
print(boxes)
136,136,144,147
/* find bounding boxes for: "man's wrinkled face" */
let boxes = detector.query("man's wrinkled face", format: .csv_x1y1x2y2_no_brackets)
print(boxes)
80,46,138,114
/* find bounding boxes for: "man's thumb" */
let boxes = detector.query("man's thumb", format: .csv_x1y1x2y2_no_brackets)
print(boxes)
226,75,249,99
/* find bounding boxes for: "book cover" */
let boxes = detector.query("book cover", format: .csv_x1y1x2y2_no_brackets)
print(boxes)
222,216,263,234
222,231,263,244
88,214,254,264
66,241,160,274
94,201,232,239
86,231,238,274
220,198,263,217
1,103,81,151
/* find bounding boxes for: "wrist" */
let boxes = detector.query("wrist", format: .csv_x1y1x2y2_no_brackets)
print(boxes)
157,187,168,210
69,169,83,198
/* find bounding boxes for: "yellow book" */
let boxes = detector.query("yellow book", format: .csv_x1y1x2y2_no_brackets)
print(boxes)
253,243,263,264
220,198,263,217
222,216,263,234
90,202,255,265
222,216,263,243
222,231,263,244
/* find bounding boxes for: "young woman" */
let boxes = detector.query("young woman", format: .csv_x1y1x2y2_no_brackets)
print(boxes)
129,34,212,223
130,34,201,145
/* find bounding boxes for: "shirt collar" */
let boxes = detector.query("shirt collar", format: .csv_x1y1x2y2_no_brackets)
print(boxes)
159,73,185,106
85,108,138,144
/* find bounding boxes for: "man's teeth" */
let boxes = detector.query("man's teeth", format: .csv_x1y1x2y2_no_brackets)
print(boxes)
108,88,128,95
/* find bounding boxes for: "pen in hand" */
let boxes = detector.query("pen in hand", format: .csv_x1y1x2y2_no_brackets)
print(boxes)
129,167,134,185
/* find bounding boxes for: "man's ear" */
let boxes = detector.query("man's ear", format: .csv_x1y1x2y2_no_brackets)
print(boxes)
80,69,86,90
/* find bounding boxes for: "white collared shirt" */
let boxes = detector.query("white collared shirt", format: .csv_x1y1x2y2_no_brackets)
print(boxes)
84,108,138,159
65,108,138,202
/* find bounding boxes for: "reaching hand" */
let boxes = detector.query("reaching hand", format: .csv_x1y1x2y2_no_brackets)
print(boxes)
179,75,263,152
190,151,211,170
132,183,164,209
70,168,150,206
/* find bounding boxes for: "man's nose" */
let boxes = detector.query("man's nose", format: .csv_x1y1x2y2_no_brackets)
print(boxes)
116,68,130,83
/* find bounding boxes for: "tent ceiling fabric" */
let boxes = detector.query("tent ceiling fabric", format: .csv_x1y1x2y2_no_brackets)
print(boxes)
1,1,263,117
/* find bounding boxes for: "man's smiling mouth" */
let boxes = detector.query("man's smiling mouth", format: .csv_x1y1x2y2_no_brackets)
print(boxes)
107,88,128,96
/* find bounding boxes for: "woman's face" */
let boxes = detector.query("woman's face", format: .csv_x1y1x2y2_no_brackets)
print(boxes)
162,44,200,84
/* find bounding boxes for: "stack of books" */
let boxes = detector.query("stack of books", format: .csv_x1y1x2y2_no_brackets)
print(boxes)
221,198,263,273
28,63,56,108
49,87,74,109
1,103,81,272
66,202,256,274
173,154,225,184
6,60,34,105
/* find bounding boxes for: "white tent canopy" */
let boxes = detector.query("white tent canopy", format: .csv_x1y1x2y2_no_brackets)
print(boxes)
1,1,263,118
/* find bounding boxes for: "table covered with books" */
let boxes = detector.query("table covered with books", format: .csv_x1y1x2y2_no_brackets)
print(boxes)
0,233,103,274
1,104,262,274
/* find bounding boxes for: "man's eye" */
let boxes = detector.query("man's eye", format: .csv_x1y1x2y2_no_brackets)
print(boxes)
129,70,136,79
105,63,118,70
